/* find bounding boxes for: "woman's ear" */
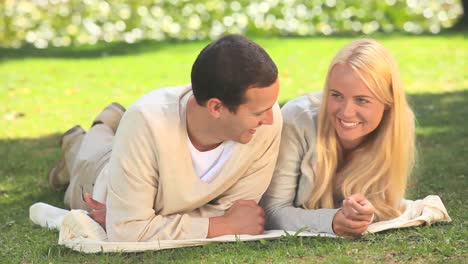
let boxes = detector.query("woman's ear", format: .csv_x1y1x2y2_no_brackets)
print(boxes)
206,98,223,118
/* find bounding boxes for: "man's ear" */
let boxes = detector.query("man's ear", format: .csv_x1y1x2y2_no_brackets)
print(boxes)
206,98,224,118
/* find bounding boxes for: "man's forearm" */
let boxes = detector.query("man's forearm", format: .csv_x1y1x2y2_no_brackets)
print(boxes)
207,216,232,238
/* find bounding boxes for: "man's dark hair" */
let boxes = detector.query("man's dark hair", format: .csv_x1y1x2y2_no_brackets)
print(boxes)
191,34,278,112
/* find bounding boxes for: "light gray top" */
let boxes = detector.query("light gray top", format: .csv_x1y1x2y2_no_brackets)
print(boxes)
260,92,339,235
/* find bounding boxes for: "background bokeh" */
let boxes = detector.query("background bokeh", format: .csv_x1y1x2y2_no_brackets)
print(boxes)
0,0,463,49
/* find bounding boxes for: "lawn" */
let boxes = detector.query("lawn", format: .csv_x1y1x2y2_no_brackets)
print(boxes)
1,33,467,263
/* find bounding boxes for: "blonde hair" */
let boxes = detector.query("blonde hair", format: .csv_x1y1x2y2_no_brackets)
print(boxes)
307,39,415,221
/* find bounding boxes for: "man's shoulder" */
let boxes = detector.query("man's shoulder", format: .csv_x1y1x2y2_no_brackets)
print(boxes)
132,85,189,109
121,85,190,127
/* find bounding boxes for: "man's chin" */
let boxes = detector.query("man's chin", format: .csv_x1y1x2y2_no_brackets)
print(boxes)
237,134,254,144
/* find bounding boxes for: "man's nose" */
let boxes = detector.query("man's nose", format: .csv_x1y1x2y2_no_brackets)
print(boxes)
260,108,274,126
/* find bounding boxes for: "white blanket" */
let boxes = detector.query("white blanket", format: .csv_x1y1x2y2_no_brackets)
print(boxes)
29,195,451,253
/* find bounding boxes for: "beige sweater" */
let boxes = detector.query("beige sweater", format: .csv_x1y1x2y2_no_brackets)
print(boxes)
105,86,282,242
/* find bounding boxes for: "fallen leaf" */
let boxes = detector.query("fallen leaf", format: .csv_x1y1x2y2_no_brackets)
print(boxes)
346,248,359,255
3,111,26,121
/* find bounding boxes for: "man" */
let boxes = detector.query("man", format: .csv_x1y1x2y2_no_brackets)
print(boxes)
49,34,282,241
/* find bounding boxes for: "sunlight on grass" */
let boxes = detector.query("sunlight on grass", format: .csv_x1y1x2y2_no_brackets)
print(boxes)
0,33,467,263
2,34,466,139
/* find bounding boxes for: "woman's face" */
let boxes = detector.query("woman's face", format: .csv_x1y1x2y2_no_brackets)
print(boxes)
327,64,386,150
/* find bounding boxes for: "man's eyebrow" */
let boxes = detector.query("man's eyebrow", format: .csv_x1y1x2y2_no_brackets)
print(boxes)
254,105,274,114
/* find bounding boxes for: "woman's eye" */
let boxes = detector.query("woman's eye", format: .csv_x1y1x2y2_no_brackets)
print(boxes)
331,93,343,100
356,97,369,104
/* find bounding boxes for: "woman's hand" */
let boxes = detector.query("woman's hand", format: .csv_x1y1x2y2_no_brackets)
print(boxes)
342,193,375,223
332,208,369,237
332,193,375,237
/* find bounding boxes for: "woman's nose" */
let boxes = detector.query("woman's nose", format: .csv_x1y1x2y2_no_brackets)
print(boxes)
341,101,356,118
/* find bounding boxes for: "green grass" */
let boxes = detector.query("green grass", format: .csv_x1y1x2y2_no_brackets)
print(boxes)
1,33,467,263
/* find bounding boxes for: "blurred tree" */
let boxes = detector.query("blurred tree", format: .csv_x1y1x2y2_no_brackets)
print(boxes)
0,0,464,49
454,0,467,29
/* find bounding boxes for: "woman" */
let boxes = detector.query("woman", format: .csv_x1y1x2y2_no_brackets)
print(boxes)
261,39,415,237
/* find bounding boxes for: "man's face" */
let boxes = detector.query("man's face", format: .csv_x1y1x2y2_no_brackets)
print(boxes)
220,78,280,144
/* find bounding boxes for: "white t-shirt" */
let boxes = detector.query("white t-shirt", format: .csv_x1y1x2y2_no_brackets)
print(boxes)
188,139,236,183
92,165,108,203
92,138,236,203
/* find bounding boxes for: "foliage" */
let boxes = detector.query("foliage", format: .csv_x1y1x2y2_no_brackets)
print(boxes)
0,0,463,48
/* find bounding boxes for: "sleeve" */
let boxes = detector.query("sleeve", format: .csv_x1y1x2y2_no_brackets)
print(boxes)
105,107,209,242
260,100,339,235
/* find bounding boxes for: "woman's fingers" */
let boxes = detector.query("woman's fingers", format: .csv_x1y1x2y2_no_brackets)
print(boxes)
332,209,369,237
347,193,367,203
351,199,375,215
341,199,368,221
343,195,375,222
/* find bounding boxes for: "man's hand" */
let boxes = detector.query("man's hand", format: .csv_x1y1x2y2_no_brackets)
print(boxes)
83,193,106,229
332,193,375,237
207,200,265,238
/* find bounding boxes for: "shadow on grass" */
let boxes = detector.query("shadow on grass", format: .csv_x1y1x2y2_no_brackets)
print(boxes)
0,133,65,208
405,90,468,206
0,38,208,62
0,30,466,63
0,90,467,208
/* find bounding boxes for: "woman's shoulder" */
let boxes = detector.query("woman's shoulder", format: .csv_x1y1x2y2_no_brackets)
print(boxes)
281,91,323,123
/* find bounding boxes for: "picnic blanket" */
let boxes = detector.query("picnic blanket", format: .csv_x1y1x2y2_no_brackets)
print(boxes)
29,195,451,253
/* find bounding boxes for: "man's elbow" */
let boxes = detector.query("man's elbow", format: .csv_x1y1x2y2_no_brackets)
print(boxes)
106,224,137,242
